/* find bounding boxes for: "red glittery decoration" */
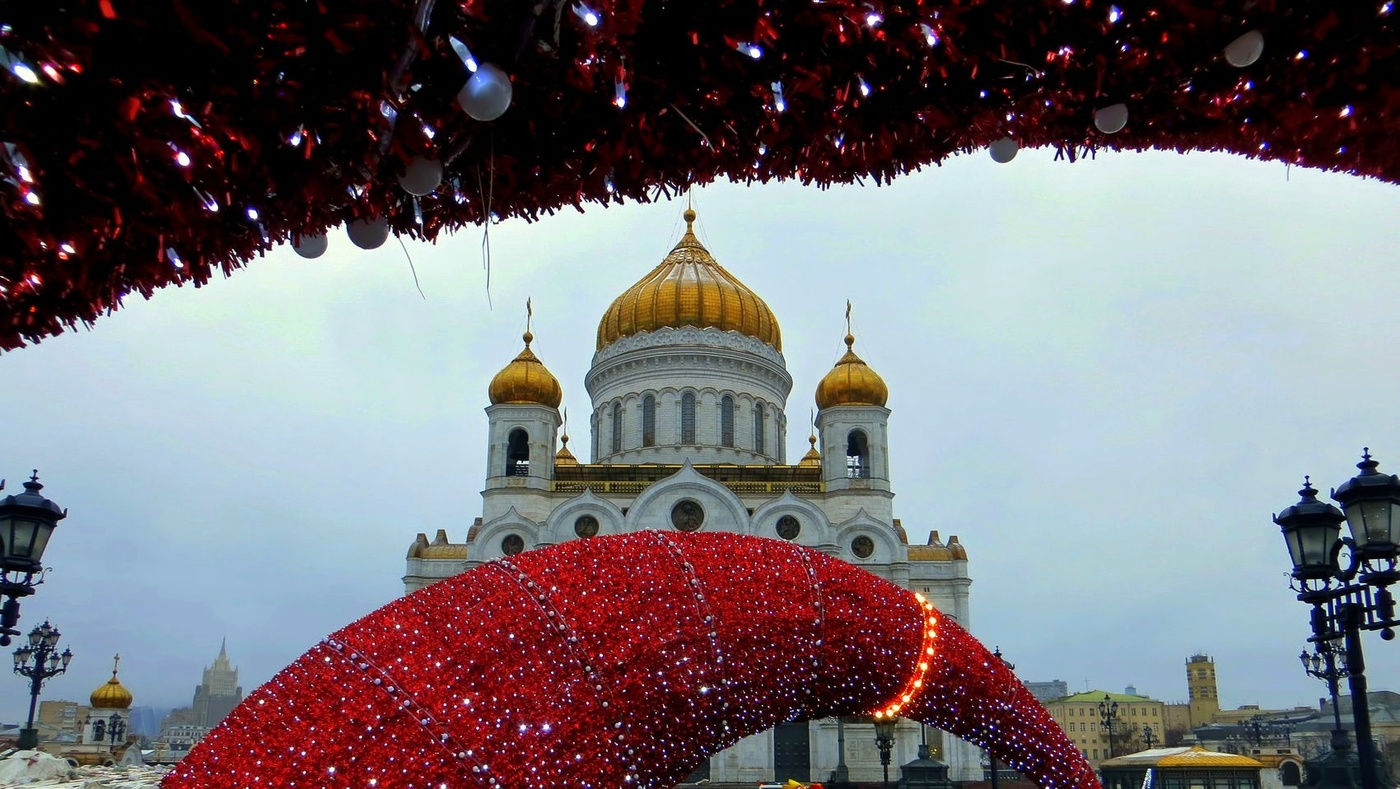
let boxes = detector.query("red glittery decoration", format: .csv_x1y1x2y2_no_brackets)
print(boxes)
0,2,1397,349
165,532,1098,789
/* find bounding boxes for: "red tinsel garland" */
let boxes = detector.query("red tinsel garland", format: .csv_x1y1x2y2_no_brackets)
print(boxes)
0,1,1395,349
164,531,1096,789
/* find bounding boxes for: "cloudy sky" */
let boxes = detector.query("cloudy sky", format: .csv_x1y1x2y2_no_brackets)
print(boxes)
3,148,1399,728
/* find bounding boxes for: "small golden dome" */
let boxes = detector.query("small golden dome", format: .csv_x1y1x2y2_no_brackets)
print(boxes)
489,331,562,408
798,433,822,467
596,209,781,351
555,434,579,466
815,333,888,409
91,655,133,709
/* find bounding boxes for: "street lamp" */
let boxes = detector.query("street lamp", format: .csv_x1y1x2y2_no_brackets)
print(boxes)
1275,451,1400,789
0,472,68,646
1142,724,1158,750
12,619,73,750
107,711,126,751
874,717,897,789
1301,642,1354,756
988,647,1016,789
1099,695,1120,759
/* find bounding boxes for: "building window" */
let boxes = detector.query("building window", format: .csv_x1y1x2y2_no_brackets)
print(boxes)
681,393,696,444
754,406,765,454
851,535,875,558
721,395,735,446
611,403,623,453
846,429,870,478
642,395,656,447
506,428,530,477
1092,749,1099,760
93,719,105,741
502,534,525,555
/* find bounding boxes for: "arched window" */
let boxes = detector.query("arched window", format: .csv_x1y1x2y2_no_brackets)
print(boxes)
754,405,765,454
721,395,734,447
93,719,105,742
642,395,656,447
681,393,696,444
506,428,530,477
846,429,870,478
611,403,623,454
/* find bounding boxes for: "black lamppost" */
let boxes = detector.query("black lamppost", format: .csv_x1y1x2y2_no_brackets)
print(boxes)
0,472,68,646
1142,724,1158,750
107,712,126,751
1274,450,1400,789
874,717,897,789
830,717,852,788
1099,695,1120,759
12,620,73,750
988,647,1016,789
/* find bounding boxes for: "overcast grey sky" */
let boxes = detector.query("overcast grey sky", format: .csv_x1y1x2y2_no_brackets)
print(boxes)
3,148,1399,727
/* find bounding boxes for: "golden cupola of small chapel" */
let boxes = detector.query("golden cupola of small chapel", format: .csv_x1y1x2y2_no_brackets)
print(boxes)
90,654,133,709
596,208,782,351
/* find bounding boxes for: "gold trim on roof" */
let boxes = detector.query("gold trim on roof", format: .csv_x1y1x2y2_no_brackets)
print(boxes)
596,209,782,351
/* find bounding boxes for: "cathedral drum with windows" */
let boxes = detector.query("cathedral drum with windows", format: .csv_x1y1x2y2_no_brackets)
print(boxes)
403,209,977,785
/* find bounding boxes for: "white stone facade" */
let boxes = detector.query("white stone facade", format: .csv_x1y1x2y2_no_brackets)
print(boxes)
404,233,978,784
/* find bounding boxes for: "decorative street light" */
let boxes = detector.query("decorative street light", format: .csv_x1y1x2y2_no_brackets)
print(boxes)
874,717,898,789
0,472,68,646
1274,450,1400,789
988,647,1016,789
1099,695,1120,759
12,620,73,750
1142,724,1158,750
107,711,126,751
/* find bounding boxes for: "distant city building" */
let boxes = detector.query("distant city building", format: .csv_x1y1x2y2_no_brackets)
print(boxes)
37,700,88,742
191,639,242,728
1165,654,1223,738
1043,690,1167,768
1025,681,1070,702
127,707,169,740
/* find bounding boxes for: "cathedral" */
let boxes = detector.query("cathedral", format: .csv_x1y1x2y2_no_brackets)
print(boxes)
403,209,978,784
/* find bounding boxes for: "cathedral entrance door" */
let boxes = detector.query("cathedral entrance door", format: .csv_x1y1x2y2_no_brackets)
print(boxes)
773,721,811,783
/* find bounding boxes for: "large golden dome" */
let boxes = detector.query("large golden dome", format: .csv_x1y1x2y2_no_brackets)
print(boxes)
90,656,133,709
815,333,888,409
596,209,781,351
489,331,563,408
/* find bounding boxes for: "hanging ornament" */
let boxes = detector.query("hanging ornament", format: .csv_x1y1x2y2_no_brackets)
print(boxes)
292,233,328,259
1224,30,1265,68
399,156,443,196
458,64,513,122
346,217,390,249
988,137,1019,163
1093,103,1129,134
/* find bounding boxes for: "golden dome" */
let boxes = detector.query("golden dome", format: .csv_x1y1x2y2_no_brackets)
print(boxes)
488,331,562,408
815,333,888,409
798,433,822,467
596,209,781,351
555,434,579,466
90,655,133,709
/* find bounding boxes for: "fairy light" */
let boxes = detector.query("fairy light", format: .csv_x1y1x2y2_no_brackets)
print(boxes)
738,42,762,59
10,61,39,84
450,36,478,73
573,2,600,27
771,81,785,112
1108,5,1122,23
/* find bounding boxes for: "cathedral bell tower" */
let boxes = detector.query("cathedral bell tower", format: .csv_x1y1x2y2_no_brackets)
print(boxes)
485,306,564,495
814,317,891,493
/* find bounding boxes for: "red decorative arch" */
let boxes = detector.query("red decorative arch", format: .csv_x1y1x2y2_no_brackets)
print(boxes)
166,532,1097,789
1,3,1395,348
